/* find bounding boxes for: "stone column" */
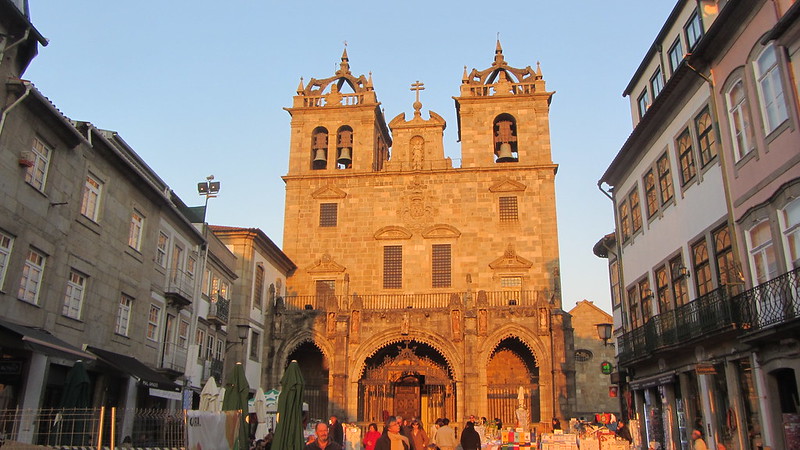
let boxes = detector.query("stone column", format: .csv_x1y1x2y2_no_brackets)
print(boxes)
18,353,48,443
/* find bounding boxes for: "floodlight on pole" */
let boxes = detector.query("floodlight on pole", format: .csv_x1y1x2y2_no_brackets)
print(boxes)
197,175,221,221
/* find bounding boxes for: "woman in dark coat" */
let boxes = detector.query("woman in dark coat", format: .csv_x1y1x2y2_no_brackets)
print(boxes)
459,421,481,450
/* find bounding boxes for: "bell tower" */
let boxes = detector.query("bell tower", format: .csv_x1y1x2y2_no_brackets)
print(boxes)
284,49,391,175
454,40,554,168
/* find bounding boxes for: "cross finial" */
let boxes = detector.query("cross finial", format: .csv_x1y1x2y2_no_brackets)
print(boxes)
410,81,425,117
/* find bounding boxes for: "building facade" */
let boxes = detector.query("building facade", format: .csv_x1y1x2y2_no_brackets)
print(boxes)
598,1,800,449
275,45,575,429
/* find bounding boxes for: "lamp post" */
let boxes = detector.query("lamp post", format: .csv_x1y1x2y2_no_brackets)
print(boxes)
227,323,251,350
596,323,613,347
197,175,221,222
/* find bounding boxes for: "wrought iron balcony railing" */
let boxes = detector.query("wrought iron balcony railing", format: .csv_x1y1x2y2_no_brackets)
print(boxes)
618,267,800,364
159,342,187,373
165,268,194,308
202,357,224,383
208,295,230,326
735,266,799,333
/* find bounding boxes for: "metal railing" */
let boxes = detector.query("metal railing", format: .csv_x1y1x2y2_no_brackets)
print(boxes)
618,267,800,363
735,266,799,332
208,295,230,325
0,407,185,449
159,342,188,373
282,290,546,311
165,268,194,305
202,358,224,384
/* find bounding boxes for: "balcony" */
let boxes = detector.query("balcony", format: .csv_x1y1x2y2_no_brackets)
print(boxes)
165,268,194,309
202,358,224,383
208,295,230,327
618,287,738,364
282,290,545,311
159,341,188,374
618,267,800,364
735,266,799,335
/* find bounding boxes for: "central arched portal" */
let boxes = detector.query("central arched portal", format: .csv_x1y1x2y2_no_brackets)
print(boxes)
358,341,455,424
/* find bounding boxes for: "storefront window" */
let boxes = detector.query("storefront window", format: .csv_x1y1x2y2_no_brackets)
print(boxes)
736,359,762,449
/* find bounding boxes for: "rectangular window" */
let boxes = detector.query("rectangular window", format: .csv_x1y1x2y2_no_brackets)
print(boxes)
670,256,689,307
211,276,220,297
695,107,717,166
655,266,671,313
18,248,45,304
499,196,519,222
726,80,754,160
692,239,713,296
205,335,214,360
215,338,224,360
619,200,631,242
610,259,621,308
187,256,196,277
249,331,260,361
714,226,740,295
316,280,335,306
501,276,522,289
747,221,777,284
80,174,102,221
202,269,211,296
319,203,338,227
432,244,452,288
171,244,183,273
383,245,402,289
684,10,703,50
657,153,674,204
627,286,640,329
220,280,230,300
24,137,51,191
629,189,642,234
668,37,684,74
115,294,132,336
676,129,697,185
755,45,788,133
781,199,800,269
146,304,161,341
644,170,658,218
156,231,168,267
650,67,664,99
178,319,189,348
639,278,653,323
0,231,13,290
196,329,205,359
62,270,87,319
637,89,650,119
128,211,144,251
254,264,265,309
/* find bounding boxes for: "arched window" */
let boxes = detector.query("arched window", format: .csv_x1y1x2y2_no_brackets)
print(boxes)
493,114,518,163
311,127,329,170
336,126,353,169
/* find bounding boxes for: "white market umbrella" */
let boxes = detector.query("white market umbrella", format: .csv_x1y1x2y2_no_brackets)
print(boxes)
254,387,269,439
199,377,220,412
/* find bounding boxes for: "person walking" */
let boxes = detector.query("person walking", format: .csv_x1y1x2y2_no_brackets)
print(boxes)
459,421,481,450
408,420,429,450
433,418,456,450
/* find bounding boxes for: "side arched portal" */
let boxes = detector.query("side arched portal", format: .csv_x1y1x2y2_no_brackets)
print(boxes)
358,340,455,425
487,337,540,425
287,341,329,420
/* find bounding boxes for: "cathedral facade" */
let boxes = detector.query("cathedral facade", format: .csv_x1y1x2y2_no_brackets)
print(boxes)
269,44,575,429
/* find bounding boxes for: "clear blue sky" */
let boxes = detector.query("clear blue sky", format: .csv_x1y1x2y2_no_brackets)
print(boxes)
24,1,677,314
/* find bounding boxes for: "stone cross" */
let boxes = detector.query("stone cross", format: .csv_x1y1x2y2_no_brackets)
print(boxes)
410,81,425,103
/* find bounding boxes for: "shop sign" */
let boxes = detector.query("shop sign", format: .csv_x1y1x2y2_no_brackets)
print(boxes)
696,363,716,375
0,360,23,383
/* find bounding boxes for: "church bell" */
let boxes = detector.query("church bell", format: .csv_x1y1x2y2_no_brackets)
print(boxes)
313,148,327,169
337,147,352,166
496,143,516,162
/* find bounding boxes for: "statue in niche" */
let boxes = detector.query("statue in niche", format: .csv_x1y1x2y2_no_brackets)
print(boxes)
410,136,424,170
451,309,461,337
539,308,548,329
327,312,336,335
478,309,488,335
515,386,529,427
401,312,410,335
350,310,360,341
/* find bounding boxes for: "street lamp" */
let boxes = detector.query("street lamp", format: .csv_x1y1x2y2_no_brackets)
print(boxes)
596,323,613,347
227,323,251,350
197,175,221,221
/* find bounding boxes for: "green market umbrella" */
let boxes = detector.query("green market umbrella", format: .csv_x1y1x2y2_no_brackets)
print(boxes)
223,362,250,450
271,360,305,450
56,360,91,445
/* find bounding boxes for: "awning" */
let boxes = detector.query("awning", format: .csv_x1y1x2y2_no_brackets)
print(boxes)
87,346,180,393
629,370,676,390
0,318,95,361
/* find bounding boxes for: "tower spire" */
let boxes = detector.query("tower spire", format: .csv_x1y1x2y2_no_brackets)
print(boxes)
339,44,350,74
494,35,505,66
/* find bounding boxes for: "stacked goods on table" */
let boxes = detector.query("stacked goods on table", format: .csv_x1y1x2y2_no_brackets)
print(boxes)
500,429,534,450
539,432,578,450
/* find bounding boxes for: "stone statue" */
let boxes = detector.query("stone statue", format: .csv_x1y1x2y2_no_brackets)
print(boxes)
515,386,529,428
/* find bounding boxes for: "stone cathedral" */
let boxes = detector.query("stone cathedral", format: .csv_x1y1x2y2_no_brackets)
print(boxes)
268,43,576,429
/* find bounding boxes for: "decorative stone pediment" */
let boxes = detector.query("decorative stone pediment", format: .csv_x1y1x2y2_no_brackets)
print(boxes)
306,254,346,274
489,244,533,270
489,179,527,193
421,224,461,239
311,185,347,199
374,226,413,240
